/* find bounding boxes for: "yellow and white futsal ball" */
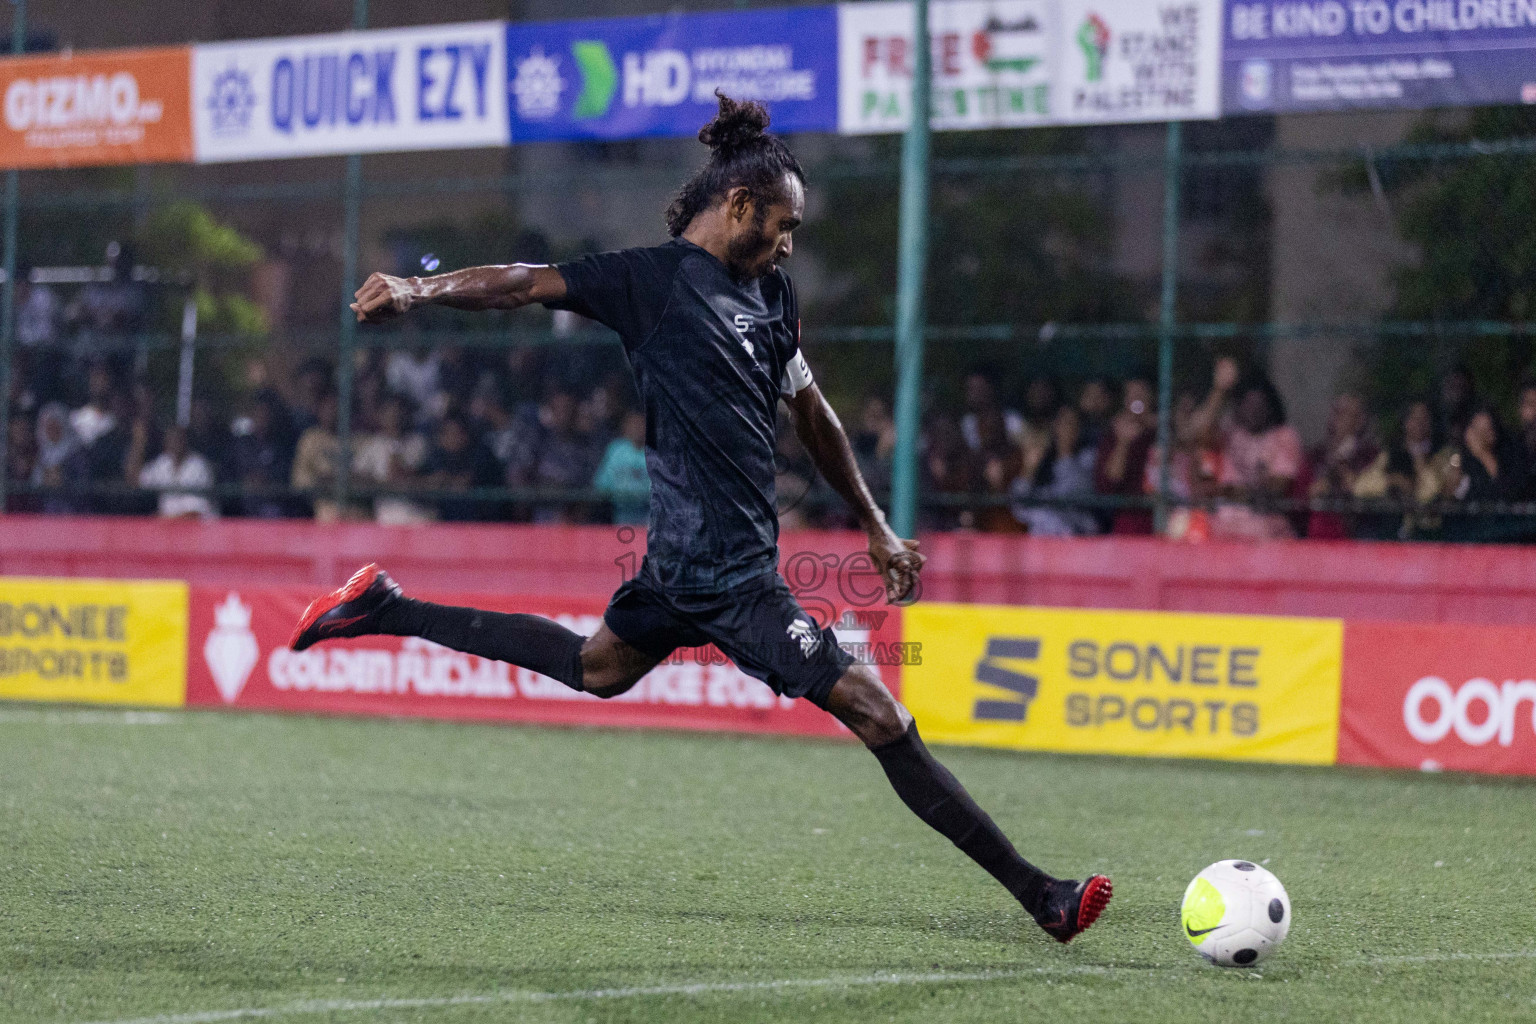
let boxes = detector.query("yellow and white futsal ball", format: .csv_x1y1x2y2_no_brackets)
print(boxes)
1180,859,1291,967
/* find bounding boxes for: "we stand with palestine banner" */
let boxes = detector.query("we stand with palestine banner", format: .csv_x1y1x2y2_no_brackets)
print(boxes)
838,0,1223,133
4,1,1535,168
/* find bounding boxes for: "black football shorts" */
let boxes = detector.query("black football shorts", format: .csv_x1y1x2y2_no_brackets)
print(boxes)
603,567,855,708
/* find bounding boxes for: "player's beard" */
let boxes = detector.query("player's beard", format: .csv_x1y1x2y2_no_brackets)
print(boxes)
725,219,777,281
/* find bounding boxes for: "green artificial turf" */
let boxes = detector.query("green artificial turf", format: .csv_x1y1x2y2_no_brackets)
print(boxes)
0,706,1533,1023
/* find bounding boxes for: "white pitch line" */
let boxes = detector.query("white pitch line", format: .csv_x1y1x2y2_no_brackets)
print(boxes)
72,952,1536,1024
74,968,1117,1024
0,708,178,725
1361,950,1536,965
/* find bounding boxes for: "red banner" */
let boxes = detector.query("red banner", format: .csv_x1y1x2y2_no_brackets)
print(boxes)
186,584,903,739
1339,621,1536,775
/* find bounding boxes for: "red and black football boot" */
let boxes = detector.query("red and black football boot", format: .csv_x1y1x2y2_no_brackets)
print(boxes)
289,563,402,651
1036,874,1113,944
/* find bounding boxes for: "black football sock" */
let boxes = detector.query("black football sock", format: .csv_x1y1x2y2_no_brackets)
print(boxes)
374,597,586,692
872,722,1054,916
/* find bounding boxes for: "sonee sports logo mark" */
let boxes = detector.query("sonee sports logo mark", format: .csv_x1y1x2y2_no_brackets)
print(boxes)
973,637,1040,722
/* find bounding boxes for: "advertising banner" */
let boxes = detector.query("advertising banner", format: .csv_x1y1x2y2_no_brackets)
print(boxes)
902,602,1342,764
0,576,188,706
837,0,1221,133
838,0,1054,134
506,7,839,142
186,584,904,738
1223,0,1536,114
0,46,192,169
192,21,508,163
1339,621,1536,775
1056,0,1224,123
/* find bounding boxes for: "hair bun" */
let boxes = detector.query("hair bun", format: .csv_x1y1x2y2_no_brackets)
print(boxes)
698,91,771,154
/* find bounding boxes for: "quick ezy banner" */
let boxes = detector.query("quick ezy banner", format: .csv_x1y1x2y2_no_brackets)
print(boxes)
192,21,508,162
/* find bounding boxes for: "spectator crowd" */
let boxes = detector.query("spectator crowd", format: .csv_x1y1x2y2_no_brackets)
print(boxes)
7,291,1536,544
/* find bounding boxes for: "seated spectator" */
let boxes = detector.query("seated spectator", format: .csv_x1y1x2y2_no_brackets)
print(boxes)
187,395,237,502
137,425,217,520
70,364,119,450
15,273,61,407
290,390,344,521
969,408,1024,533
288,358,333,436
1211,376,1304,540
16,273,59,350
1011,405,1099,536
63,241,146,378
1307,392,1380,539
851,395,896,497
77,388,140,516
1352,398,1456,540
353,393,433,525
1076,376,1115,450
593,409,651,525
580,378,627,448
1517,379,1536,493
385,343,440,413
230,389,296,518
1019,376,1061,458
31,402,82,515
522,390,600,524
1436,363,1476,444
1155,388,1225,542
471,384,520,466
434,346,478,415
422,413,502,522
960,370,1024,451
119,384,162,518
5,412,37,512
1452,405,1526,503
1094,376,1157,534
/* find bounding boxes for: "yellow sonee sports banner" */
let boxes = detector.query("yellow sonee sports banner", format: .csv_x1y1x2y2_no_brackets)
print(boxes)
903,603,1343,765
0,577,188,707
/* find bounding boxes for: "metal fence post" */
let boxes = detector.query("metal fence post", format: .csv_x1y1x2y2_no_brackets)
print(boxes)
1153,120,1183,535
333,0,368,512
890,0,931,540
0,0,25,513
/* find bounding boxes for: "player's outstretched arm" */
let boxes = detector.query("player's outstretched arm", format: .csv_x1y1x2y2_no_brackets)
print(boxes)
787,382,925,604
350,264,568,323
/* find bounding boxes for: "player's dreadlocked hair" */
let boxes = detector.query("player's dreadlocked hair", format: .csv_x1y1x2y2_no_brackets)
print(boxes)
665,92,805,238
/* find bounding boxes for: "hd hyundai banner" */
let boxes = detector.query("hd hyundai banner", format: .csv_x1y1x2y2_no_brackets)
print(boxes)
506,7,839,142
1224,0,1536,113
192,21,508,162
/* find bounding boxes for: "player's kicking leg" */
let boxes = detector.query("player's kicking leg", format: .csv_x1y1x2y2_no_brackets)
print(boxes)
292,564,1110,941
823,664,1112,943
288,563,658,696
